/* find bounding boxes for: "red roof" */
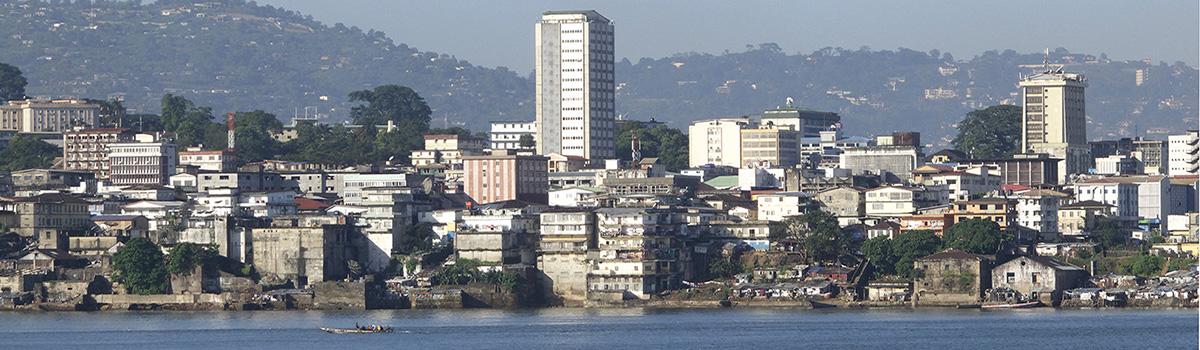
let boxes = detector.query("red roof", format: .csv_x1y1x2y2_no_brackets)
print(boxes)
1002,184,1030,191
295,197,331,211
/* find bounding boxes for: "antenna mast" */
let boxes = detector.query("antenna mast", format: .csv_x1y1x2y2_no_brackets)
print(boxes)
226,112,236,161
631,134,642,163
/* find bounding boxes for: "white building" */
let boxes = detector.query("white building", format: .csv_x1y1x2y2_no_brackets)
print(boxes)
1112,175,1171,223
1012,189,1065,240
925,166,1001,202
864,186,944,217
178,147,235,172
535,10,615,162
798,129,873,168
688,117,755,168
1167,130,1198,176
1073,179,1139,220
0,99,99,133
341,173,423,205
548,187,604,207
756,191,808,222
108,133,177,186
489,121,536,150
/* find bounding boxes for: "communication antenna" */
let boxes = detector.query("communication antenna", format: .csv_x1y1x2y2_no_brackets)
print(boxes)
227,112,236,161
1043,48,1050,73
631,134,642,163
786,97,794,108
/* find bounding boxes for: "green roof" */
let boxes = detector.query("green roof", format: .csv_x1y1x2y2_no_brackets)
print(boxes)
705,175,740,188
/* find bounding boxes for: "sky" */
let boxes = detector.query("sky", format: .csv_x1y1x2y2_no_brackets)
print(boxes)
260,1,1199,73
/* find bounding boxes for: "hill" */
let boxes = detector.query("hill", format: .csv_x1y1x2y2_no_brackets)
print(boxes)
0,1,1195,146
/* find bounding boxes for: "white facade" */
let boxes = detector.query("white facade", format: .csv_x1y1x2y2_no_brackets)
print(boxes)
1073,180,1138,219
0,99,99,133
548,187,603,207
535,10,615,162
688,117,754,168
490,121,536,150
1013,189,1063,238
1115,176,1170,223
108,134,177,186
1019,68,1089,182
1167,131,1198,176
926,167,1000,202
865,186,943,217
756,192,808,222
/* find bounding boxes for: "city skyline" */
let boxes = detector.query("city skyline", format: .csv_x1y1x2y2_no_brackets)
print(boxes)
262,0,1200,73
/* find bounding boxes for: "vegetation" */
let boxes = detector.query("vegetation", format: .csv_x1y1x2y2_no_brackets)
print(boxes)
952,105,1022,159
431,258,525,292
165,243,220,275
395,223,434,255
706,258,740,280
942,218,1012,255
615,121,689,171
1089,219,1129,249
891,230,944,279
774,211,851,262
1120,254,1165,278
0,135,60,171
0,61,26,101
518,134,536,148
111,237,168,295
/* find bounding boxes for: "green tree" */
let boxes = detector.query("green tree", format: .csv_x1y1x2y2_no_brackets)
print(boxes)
159,94,215,147
614,122,689,171
776,210,848,262
349,85,432,129
951,105,1022,159
1121,254,1165,277
0,135,60,171
111,237,168,295
0,62,27,101
94,98,126,127
942,218,1011,255
707,258,738,280
166,242,220,275
860,235,897,277
892,230,943,279
426,127,474,137
518,134,536,148
396,223,434,255
1090,219,1128,248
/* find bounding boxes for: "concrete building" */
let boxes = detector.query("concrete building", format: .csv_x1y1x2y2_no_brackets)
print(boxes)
457,203,541,267
1167,130,1199,176
1090,138,1168,175
758,107,841,138
13,193,90,245
919,166,1001,202
411,134,486,181
1073,179,1139,221
740,124,800,168
1111,175,1171,223
950,199,1019,234
1012,189,1065,240
798,129,873,168
913,249,990,306
865,186,944,217
956,155,1061,186
547,153,588,173
812,186,866,218
360,186,430,271
463,154,549,204
1058,200,1114,235
178,147,235,172
991,255,1086,305
1094,154,1142,176
839,143,924,182
1019,64,1089,183
109,134,177,186
173,171,296,194
251,215,356,288
341,173,425,205
535,10,615,162
538,208,596,301
62,128,136,179
0,99,99,133
489,120,536,150
756,191,809,222
591,208,685,299
688,117,755,168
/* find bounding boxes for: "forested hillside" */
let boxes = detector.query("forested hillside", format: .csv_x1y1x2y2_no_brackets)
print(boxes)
1,1,1195,146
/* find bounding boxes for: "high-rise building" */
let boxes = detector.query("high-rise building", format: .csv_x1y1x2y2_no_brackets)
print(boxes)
463,153,549,204
535,10,615,163
0,99,99,133
1019,59,1088,183
1167,130,1199,176
688,117,756,168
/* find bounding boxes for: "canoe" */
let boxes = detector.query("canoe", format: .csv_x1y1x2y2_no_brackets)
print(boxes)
981,301,1042,309
318,326,393,334
809,300,837,309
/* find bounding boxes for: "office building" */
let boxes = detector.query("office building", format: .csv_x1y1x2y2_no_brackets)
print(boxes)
1019,62,1088,183
62,128,136,179
109,133,177,186
535,10,615,162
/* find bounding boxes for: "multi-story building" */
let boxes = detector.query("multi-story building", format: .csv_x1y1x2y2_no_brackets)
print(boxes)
918,166,1001,202
949,199,1019,237
360,186,430,271
178,147,235,172
108,133,177,186
759,106,841,138
688,117,755,168
535,10,615,162
463,154,549,204
798,129,873,168
171,170,297,194
0,99,99,133
340,173,425,205
591,208,684,299
756,191,809,222
1019,64,1089,183
1073,179,1139,221
1094,154,1143,176
411,134,486,181
538,208,596,301
489,121,536,150
457,204,541,268
812,186,866,218
1167,130,1199,176
956,154,1061,186
840,144,924,182
13,193,90,245
1089,138,1168,175
740,124,800,168
865,186,944,217
251,215,356,288
62,128,135,179
1111,175,1171,223
1058,200,1114,235
1012,190,1065,240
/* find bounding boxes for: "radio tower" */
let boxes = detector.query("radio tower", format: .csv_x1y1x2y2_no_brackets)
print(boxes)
226,112,236,162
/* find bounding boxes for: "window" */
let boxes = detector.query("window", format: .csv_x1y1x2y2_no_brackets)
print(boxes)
1031,272,1040,284
1006,272,1015,283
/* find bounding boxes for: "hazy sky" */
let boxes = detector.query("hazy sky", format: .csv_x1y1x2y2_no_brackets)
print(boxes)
260,1,1199,73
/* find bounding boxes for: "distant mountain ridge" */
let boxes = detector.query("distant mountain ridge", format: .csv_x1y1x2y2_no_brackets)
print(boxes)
1,1,1195,146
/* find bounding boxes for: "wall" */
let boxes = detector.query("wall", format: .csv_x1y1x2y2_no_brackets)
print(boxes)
311,281,366,310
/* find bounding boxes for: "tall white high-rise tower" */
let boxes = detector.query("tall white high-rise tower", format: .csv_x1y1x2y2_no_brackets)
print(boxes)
535,10,615,162
1020,51,1088,183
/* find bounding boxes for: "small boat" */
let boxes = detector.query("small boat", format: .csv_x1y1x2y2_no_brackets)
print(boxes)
955,304,982,309
809,300,837,309
319,326,393,334
981,301,1043,309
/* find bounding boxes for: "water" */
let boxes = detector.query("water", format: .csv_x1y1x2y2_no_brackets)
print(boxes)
1,308,1196,349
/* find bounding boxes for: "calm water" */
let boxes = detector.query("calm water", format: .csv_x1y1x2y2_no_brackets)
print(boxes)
1,308,1196,349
